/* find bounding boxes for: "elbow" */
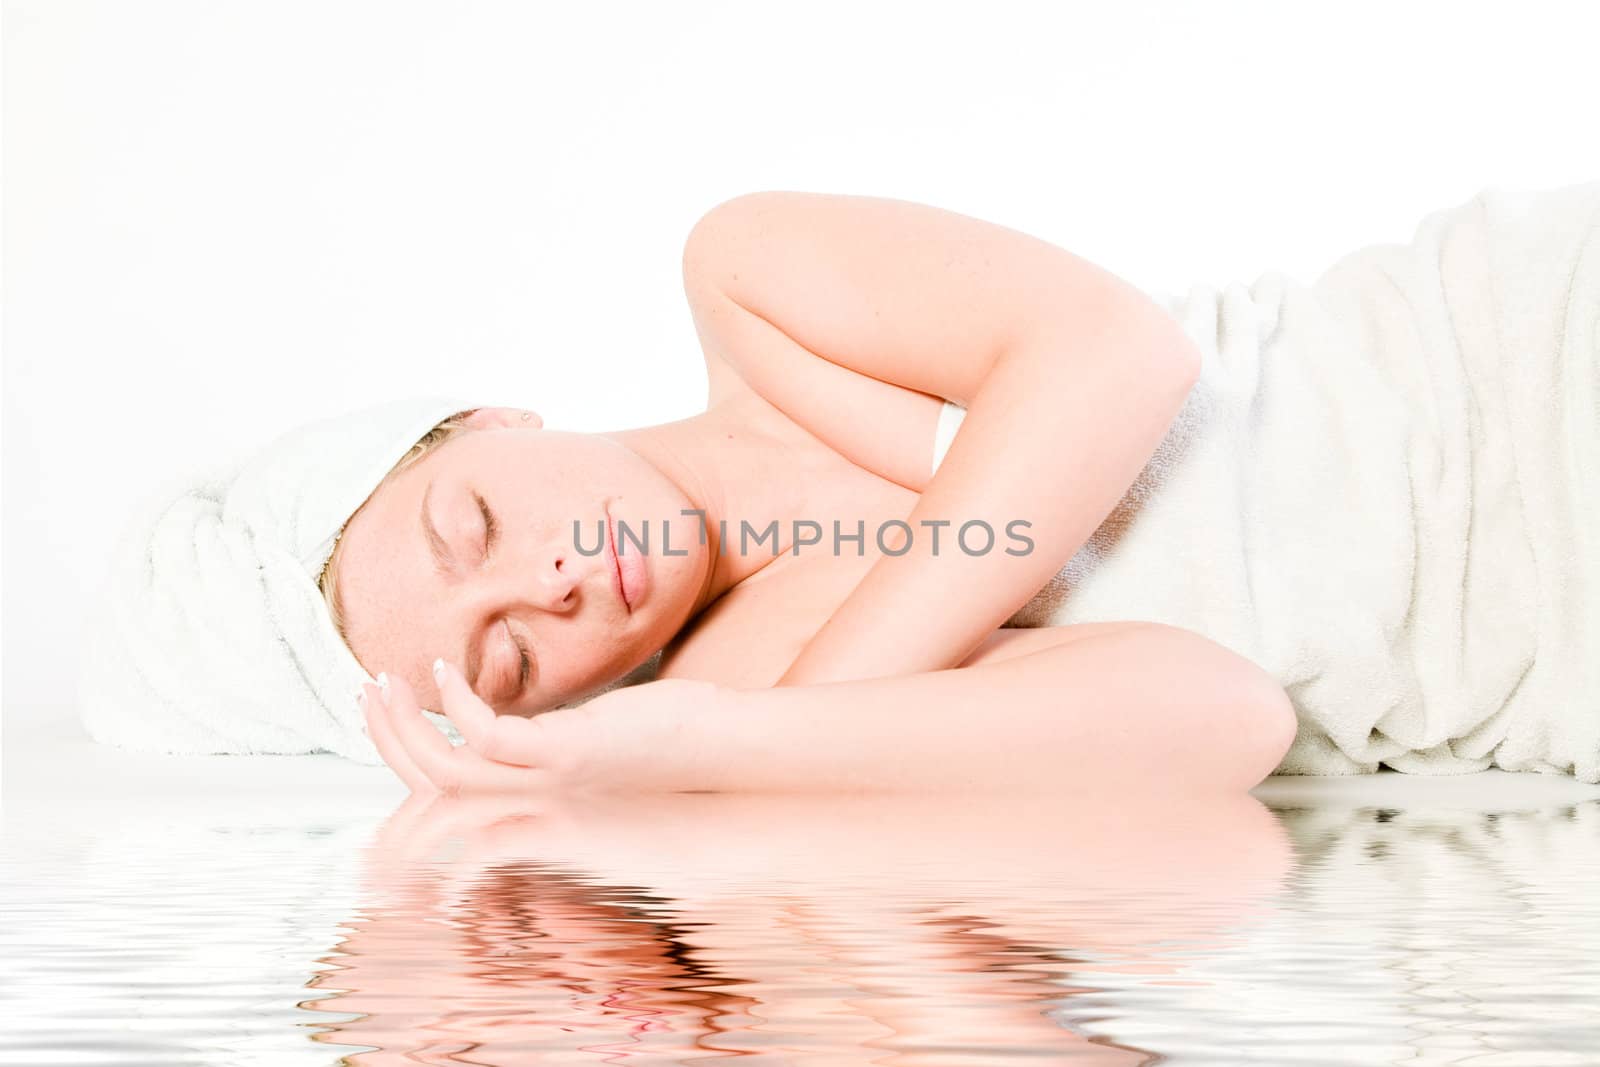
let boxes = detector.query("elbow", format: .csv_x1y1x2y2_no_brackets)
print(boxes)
1085,278,1204,392
1171,335,1204,389
1113,292,1202,396
1149,326,1203,398
1221,664,1299,792
1067,307,1200,412
1149,336,1203,432
1252,681,1299,783
1161,624,1297,794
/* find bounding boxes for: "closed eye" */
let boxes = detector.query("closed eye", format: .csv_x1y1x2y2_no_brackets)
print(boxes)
477,492,497,559
514,630,531,689
479,491,531,699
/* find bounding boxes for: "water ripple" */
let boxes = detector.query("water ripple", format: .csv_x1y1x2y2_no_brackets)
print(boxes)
3,786,1597,1064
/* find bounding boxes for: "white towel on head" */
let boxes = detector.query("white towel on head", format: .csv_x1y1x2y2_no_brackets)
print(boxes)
77,395,485,763
932,179,1600,783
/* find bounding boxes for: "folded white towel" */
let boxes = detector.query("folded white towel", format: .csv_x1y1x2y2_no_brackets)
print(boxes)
933,180,1600,783
78,396,484,763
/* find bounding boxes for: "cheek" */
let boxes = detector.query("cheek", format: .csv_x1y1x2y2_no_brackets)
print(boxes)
343,567,435,681
543,634,619,690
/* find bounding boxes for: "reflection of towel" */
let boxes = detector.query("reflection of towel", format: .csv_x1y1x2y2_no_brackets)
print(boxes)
934,180,1600,783
77,396,481,763
1047,797,1600,1061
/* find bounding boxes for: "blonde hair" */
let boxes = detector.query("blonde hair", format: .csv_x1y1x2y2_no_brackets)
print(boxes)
317,408,479,647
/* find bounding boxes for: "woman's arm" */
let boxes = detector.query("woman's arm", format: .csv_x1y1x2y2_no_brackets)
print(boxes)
710,622,1293,794
371,623,1296,797
682,192,1202,688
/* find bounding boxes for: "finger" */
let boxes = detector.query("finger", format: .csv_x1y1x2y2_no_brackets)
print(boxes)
361,682,435,796
382,671,552,796
432,656,555,766
427,657,498,749
378,671,474,795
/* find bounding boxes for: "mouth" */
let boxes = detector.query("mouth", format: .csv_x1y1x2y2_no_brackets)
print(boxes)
604,503,630,613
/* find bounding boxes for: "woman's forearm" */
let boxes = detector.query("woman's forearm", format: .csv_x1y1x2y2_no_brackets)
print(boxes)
723,623,1296,795
777,302,1202,689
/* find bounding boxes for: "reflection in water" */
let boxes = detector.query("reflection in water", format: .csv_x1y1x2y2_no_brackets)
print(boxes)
309,791,1288,1064
3,785,1598,1064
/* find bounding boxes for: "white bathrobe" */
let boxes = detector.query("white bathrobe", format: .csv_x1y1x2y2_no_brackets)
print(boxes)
933,180,1600,783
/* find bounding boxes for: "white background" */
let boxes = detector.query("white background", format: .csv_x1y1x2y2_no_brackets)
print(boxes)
5,0,1598,740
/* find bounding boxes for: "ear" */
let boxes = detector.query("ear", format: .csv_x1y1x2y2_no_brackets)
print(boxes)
463,407,543,430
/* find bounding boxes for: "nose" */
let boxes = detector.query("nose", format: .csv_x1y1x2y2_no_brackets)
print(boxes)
530,543,585,611
459,528,605,630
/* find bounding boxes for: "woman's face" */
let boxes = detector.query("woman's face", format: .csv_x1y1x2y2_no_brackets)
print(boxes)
333,413,707,716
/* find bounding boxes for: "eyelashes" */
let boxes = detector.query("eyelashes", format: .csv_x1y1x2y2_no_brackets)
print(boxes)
515,630,531,689
499,620,531,697
477,493,497,553
483,494,531,696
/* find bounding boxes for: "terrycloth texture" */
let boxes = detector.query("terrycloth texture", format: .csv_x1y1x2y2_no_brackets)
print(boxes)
78,396,487,763
932,180,1600,782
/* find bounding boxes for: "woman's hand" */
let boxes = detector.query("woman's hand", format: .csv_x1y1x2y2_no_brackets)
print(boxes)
359,661,735,797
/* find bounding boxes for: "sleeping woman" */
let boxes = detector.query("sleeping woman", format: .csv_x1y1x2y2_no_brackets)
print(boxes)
82,182,1600,791
330,190,1294,797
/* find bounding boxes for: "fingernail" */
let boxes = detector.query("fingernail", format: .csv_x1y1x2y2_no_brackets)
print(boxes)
432,658,446,680
377,672,390,692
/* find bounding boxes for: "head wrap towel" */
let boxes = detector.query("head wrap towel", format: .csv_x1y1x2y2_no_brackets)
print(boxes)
78,395,483,763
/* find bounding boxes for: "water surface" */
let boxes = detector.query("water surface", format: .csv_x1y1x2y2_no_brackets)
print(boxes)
4,754,1598,1065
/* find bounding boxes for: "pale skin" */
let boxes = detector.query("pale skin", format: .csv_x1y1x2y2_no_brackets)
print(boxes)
337,190,1298,796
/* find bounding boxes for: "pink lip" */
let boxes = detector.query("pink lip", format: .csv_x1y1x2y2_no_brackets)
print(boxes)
604,506,629,613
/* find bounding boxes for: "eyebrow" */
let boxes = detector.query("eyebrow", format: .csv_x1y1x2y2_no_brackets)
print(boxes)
421,478,486,694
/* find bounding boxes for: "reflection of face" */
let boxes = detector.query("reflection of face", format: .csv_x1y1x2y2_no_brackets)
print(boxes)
334,425,708,716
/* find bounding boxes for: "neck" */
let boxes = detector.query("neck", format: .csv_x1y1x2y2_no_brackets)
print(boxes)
597,393,816,623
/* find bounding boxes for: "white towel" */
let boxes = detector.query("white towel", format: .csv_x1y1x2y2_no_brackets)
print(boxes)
78,396,485,763
933,180,1600,783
